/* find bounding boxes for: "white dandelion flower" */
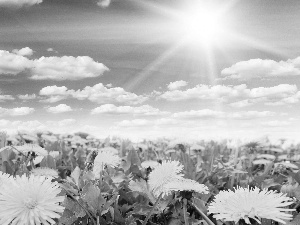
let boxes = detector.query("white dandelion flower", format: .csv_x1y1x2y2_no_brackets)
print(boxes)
0,175,65,225
141,160,159,169
148,160,184,197
208,186,295,224
163,178,209,196
31,167,59,178
0,172,13,188
93,151,121,179
14,144,48,156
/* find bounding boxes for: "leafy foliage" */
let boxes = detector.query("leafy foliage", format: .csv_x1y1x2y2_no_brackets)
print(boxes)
1,132,300,224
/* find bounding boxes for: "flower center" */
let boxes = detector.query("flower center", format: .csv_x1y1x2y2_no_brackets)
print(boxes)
23,197,38,209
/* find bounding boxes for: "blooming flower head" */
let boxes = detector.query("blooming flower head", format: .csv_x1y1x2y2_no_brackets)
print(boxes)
208,186,295,224
0,172,13,188
148,160,184,197
93,150,121,178
163,178,209,196
14,144,48,156
31,167,59,178
0,175,65,225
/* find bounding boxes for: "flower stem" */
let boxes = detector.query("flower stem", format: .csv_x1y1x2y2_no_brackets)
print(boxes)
189,200,215,225
142,193,163,225
183,198,189,225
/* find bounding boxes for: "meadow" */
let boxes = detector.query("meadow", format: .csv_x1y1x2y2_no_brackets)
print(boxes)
0,131,300,225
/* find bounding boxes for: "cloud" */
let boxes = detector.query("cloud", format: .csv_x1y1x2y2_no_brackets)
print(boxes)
31,56,109,80
261,120,290,127
12,47,33,56
172,109,275,120
0,107,35,116
39,85,70,102
0,50,32,75
0,0,42,8
18,94,36,100
39,83,148,105
159,83,299,107
173,109,225,119
221,57,300,80
46,104,73,114
40,85,69,96
0,95,15,102
0,49,108,80
47,48,54,52
167,80,188,90
117,119,152,127
97,0,111,8
91,104,169,116
159,84,247,101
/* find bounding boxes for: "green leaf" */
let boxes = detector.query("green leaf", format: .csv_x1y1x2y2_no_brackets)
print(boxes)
128,179,156,203
81,182,105,214
40,155,56,169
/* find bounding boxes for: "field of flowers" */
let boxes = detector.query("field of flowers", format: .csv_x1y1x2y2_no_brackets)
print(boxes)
1,131,300,225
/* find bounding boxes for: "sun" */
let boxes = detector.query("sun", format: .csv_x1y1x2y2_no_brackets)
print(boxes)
179,8,227,46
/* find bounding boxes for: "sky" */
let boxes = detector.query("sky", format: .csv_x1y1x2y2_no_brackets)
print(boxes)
1,0,300,141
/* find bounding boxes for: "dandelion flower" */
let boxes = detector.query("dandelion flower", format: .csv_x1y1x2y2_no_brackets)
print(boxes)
208,186,295,224
93,151,121,179
163,178,209,196
31,167,59,178
141,160,159,169
0,175,65,225
148,160,184,197
0,172,13,188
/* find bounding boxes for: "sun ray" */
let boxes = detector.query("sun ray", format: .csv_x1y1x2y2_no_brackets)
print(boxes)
226,31,289,58
124,38,187,91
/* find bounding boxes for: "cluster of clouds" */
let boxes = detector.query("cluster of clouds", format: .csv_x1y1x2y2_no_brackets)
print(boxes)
0,0,42,8
221,57,300,80
0,107,34,116
91,104,169,116
0,0,111,8
0,48,108,80
39,83,148,105
158,83,300,107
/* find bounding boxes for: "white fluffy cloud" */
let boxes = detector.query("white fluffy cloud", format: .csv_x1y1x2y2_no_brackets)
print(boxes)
40,83,148,105
159,83,299,107
172,109,275,120
91,104,169,116
18,94,36,100
31,56,108,80
221,57,300,80
0,0,42,8
12,47,33,56
159,84,247,101
46,104,73,114
97,0,111,8
0,107,35,116
167,80,188,90
0,50,32,75
117,119,152,127
0,95,14,101
0,49,108,80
